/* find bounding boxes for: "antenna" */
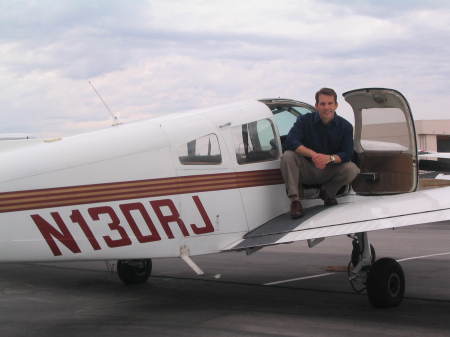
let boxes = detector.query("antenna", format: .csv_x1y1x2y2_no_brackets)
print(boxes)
88,81,121,126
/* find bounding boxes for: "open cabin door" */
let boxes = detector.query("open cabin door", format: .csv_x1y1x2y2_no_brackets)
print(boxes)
343,88,418,195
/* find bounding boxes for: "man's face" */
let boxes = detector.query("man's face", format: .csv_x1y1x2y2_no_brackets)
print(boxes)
315,94,338,124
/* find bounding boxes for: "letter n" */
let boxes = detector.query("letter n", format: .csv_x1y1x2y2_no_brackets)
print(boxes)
31,212,81,256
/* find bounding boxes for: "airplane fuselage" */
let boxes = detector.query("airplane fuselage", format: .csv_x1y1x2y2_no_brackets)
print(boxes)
0,100,290,262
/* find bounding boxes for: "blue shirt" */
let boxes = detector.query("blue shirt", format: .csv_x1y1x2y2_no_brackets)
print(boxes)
285,111,354,163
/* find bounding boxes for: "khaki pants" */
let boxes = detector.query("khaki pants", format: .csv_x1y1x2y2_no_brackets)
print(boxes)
280,150,360,199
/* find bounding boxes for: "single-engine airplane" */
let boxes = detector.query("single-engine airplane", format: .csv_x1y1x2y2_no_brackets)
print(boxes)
1,88,449,308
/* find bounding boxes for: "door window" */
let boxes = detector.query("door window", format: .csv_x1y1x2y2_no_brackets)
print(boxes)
232,119,279,164
360,107,411,151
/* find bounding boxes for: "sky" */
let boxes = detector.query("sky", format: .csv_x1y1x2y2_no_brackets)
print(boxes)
1,0,450,137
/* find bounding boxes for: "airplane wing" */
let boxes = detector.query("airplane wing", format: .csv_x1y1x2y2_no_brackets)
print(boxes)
419,151,450,173
418,150,450,159
223,186,450,251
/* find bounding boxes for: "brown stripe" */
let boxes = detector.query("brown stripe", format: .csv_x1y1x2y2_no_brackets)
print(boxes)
0,170,283,213
0,177,282,211
0,169,281,200
0,174,281,207
0,178,282,213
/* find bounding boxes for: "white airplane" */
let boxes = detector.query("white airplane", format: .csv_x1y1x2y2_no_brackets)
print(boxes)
1,88,449,308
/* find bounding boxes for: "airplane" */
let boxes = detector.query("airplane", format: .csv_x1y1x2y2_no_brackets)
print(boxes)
1,87,449,309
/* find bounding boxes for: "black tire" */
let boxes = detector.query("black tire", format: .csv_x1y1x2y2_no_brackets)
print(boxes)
367,257,405,308
117,259,152,285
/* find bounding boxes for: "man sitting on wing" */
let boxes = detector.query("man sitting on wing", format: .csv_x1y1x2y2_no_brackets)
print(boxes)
281,87,360,219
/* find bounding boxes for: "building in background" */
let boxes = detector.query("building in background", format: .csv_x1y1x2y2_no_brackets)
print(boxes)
416,120,450,166
416,120,450,153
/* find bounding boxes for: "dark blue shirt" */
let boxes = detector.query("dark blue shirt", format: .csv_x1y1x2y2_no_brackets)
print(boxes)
285,111,354,163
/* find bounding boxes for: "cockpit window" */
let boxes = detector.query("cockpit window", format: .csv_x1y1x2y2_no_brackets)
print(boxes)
178,133,222,165
272,106,312,137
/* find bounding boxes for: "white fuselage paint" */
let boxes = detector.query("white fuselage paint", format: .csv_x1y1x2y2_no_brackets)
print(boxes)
1,98,450,264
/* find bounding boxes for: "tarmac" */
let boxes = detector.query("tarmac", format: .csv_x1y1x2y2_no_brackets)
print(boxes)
0,222,449,337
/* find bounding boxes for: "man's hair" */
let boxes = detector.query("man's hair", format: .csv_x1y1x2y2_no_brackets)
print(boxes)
315,87,337,104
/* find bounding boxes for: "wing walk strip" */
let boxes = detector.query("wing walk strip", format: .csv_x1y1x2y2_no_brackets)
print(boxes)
0,169,283,213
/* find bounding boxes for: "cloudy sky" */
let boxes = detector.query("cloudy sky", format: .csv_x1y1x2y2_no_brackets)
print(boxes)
1,0,450,137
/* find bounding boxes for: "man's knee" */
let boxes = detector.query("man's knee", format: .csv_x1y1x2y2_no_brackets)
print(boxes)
281,150,297,168
281,150,297,162
341,162,360,183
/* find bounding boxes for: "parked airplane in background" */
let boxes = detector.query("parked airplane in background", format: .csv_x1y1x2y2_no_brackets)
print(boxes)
1,88,449,308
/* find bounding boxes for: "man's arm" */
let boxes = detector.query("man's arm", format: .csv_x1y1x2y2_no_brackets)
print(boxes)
295,145,333,169
295,144,316,158
285,116,305,151
335,122,354,163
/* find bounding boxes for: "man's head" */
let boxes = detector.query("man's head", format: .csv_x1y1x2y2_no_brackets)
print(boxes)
315,87,338,124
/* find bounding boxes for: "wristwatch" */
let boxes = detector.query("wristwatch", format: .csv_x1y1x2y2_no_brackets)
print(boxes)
329,155,336,164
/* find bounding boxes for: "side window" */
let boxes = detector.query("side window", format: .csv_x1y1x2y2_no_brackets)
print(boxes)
178,134,222,165
232,119,279,164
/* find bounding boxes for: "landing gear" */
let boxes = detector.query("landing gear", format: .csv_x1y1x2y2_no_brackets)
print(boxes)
347,233,405,308
117,259,152,285
347,233,375,293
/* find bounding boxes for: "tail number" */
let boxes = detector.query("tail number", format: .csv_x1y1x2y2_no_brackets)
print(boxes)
31,196,214,256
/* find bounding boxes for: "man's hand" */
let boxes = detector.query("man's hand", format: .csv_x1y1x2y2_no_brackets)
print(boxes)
296,145,340,169
312,153,330,169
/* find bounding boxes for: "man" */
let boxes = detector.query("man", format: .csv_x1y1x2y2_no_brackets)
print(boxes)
281,87,360,218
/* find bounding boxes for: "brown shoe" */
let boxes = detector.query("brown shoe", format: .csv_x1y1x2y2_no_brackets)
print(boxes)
290,200,303,219
319,189,338,207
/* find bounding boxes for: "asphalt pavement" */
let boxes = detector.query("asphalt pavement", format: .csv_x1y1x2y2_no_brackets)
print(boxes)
0,222,449,337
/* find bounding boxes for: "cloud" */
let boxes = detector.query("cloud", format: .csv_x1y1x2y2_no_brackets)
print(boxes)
0,0,449,137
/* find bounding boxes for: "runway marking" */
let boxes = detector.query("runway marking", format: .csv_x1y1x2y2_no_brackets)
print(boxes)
264,251,450,286
264,272,336,286
397,251,450,262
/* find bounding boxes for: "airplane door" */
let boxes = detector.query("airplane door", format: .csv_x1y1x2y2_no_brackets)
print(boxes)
343,88,418,194
162,116,249,254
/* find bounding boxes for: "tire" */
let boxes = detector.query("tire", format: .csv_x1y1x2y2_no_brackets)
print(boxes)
117,259,152,285
367,258,405,308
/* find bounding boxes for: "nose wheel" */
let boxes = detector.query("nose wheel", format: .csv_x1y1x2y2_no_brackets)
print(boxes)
117,259,152,285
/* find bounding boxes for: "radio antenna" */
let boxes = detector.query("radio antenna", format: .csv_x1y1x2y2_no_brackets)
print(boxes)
88,80,121,126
